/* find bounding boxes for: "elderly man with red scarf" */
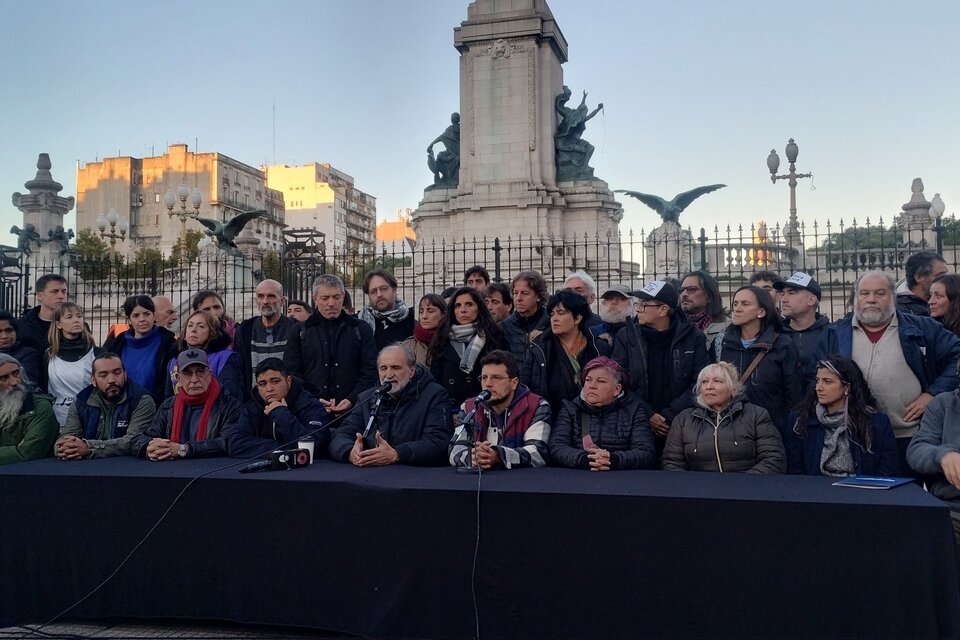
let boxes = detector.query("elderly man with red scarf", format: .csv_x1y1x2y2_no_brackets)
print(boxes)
133,349,240,460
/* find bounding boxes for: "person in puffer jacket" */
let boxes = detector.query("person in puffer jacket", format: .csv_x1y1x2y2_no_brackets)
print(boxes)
662,362,785,473
549,357,656,471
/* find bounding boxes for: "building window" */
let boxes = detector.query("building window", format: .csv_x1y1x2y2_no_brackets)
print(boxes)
154,193,160,203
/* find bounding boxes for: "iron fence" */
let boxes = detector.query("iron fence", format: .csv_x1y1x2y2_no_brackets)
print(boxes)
2,215,956,344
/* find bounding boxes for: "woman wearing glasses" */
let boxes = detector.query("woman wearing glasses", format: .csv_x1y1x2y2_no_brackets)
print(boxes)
786,355,899,476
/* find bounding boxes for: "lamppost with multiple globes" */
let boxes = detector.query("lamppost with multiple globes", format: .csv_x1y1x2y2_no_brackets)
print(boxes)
96,207,129,261
164,180,202,255
766,138,812,247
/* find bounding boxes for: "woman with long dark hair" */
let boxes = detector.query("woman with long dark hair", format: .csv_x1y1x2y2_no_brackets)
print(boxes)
928,273,960,337
46,302,102,425
403,293,446,365
429,286,502,410
786,355,898,476
105,295,178,404
167,310,244,399
191,290,237,348
523,289,609,420
716,285,801,436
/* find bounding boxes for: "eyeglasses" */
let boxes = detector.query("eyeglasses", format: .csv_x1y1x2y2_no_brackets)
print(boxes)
679,286,701,294
637,302,664,311
178,367,210,380
480,374,514,383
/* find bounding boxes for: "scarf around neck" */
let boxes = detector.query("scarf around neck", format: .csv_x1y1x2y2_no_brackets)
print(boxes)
686,309,712,332
815,402,855,476
414,322,437,346
171,376,220,444
359,300,411,332
450,322,486,373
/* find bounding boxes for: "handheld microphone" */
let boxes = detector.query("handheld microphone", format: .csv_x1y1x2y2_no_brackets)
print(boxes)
451,390,492,443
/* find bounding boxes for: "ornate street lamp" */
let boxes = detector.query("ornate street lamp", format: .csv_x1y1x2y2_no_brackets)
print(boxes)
96,207,129,261
164,181,202,254
767,138,812,247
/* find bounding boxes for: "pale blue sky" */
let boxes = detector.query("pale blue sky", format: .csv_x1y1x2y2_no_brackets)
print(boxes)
1,0,958,248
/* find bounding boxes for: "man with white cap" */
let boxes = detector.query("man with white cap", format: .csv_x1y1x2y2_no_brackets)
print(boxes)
612,280,709,453
591,284,636,348
775,272,830,383
132,349,240,460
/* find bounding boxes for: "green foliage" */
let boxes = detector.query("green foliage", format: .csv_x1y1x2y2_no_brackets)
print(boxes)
72,229,121,280
261,251,282,281
818,223,899,251
168,230,205,267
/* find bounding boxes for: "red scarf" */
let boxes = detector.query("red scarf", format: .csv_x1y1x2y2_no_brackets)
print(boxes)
170,377,220,443
414,322,436,346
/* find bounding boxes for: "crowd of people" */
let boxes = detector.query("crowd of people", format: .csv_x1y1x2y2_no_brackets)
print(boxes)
4,253,960,533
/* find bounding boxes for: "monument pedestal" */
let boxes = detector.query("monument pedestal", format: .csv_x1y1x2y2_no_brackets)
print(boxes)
646,222,693,280
11,154,76,272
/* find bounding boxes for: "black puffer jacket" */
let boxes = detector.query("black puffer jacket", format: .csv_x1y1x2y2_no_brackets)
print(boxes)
611,314,709,421
716,324,802,437
229,377,329,459
329,365,453,465
283,311,377,405
662,396,786,473
782,314,831,384
522,328,609,419
549,392,656,470
499,308,549,367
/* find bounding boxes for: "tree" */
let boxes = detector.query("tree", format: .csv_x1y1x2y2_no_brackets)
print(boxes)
72,229,119,280
818,221,899,251
261,251,282,282
168,229,205,267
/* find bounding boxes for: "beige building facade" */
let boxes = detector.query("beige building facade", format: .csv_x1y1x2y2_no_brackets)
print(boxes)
76,144,286,257
264,163,376,253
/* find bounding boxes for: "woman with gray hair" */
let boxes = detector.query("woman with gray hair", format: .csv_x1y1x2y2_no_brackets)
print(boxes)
661,362,785,473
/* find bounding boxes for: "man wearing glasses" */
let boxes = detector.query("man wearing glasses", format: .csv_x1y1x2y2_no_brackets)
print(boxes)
0,353,58,466
449,350,551,469
678,270,731,349
133,349,240,460
612,281,708,452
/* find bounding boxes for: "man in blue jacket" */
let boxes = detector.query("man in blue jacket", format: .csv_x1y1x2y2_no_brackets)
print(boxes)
229,358,328,459
815,270,960,472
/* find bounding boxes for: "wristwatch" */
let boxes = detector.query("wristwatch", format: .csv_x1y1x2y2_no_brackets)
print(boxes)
178,444,188,459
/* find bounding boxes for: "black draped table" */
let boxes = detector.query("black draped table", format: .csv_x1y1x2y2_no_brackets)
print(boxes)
2,458,958,639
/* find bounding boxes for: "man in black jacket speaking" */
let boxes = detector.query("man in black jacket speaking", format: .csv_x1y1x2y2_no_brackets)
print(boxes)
330,345,453,466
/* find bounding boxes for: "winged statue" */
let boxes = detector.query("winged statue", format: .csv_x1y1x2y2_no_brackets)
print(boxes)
615,184,727,224
189,210,266,258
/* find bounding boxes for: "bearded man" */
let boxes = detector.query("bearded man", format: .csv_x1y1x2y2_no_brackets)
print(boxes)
0,353,58,465
816,270,960,473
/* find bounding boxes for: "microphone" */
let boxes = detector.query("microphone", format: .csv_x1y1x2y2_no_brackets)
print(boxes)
373,380,394,395
239,449,311,474
451,390,492,443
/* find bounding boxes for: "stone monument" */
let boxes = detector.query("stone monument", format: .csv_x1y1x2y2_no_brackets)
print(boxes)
900,178,935,248
11,153,76,269
411,0,623,282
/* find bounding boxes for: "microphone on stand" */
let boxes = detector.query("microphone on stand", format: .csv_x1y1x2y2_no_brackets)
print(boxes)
453,390,491,474
361,381,394,440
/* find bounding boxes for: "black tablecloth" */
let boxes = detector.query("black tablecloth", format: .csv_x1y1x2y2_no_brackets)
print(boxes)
2,458,958,639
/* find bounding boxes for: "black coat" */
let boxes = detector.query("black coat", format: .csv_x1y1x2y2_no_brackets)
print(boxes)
283,311,377,405
18,306,51,353
329,365,453,465
896,292,930,317
611,315,709,422
499,308,549,368
522,328,609,419
369,312,416,351
132,390,241,458
717,324,802,437
549,392,656,470
429,331,503,410
1,342,41,390
105,327,179,405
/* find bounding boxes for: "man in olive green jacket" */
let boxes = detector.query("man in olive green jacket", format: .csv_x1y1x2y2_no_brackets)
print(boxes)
0,353,58,465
